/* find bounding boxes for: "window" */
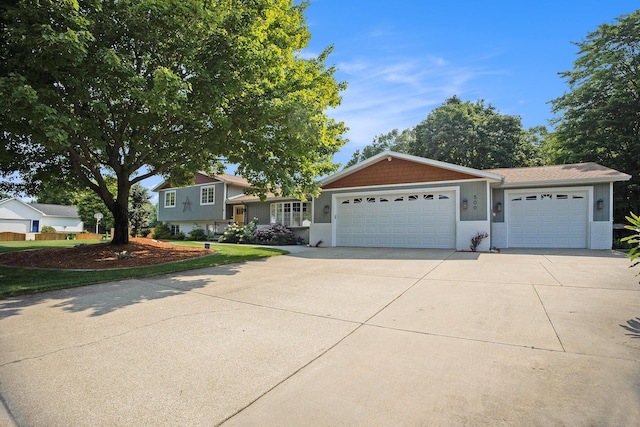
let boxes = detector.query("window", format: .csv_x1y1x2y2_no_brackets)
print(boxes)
438,195,450,200
341,200,350,204
165,190,176,208
408,195,419,201
380,198,389,202
353,198,362,204
200,185,215,205
170,224,180,235
270,202,312,227
424,194,434,200
394,196,404,202
556,194,568,200
367,197,376,203
525,195,537,201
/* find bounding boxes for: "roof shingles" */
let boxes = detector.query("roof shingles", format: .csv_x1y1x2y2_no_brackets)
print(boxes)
486,163,631,185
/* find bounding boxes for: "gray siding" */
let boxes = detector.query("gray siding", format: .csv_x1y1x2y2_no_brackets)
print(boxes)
593,183,610,222
492,188,505,222
314,191,333,224
158,183,225,222
245,202,271,225
459,181,488,221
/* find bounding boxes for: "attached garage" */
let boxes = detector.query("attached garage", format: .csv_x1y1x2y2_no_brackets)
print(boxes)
335,189,456,248
507,189,588,248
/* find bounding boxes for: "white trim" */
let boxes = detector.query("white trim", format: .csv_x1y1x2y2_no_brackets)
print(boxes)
321,151,503,187
609,182,614,223
223,183,228,220
322,178,489,194
330,186,460,248
164,190,177,208
199,185,216,205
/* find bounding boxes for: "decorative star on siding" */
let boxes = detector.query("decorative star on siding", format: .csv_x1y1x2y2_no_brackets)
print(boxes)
183,197,192,212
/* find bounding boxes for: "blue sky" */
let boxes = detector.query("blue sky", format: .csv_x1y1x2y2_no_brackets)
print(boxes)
301,0,636,166
143,1,635,197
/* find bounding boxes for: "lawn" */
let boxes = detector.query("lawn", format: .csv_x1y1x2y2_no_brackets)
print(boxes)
0,240,287,298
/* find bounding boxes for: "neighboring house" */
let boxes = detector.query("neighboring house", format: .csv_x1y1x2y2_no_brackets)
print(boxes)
0,198,84,233
154,152,631,250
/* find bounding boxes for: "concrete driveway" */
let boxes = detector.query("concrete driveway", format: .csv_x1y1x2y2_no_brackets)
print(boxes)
1,247,639,426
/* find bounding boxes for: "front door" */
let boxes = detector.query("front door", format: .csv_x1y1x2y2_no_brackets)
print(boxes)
234,205,245,224
31,220,40,232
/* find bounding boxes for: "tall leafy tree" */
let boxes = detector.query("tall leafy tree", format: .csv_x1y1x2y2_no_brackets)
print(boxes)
550,10,640,221
344,128,414,168
0,0,346,244
410,96,540,170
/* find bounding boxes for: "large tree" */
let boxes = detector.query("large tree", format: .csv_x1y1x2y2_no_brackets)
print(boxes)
344,128,415,168
410,96,542,170
550,10,640,221
347,97,544,169
0,0,346,244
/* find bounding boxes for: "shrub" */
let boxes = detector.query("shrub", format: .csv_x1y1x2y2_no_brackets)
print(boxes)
40,225,57,233
152,222,173,240
470,231,489,252
218,218,258,244
253,223,296,245
188,228,207,241
622,212,640,281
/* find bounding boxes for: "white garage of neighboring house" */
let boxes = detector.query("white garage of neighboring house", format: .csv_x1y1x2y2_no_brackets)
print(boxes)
308,152,631,251
0,198,84,234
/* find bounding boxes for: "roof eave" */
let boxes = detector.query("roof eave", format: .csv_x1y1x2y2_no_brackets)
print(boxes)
500,175,631,188
322,151,504,186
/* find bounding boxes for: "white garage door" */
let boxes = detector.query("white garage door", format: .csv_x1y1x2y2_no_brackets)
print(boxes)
336,190,456,248
0,219,31,233
508,190,588,248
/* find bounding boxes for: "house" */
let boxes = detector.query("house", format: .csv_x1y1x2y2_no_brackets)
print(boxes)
153,173,256,236
154,152,631,250
0,198,84,233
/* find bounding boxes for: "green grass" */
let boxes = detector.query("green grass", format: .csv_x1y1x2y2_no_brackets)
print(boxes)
0,239,104,253
0,240,287,298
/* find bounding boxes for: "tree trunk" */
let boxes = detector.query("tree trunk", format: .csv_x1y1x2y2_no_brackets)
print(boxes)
110,184,131,245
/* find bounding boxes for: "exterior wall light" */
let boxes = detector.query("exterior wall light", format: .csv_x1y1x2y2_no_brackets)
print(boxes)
495,202,502,213
596,199,604,210
323,205,330,214
462,199,468,210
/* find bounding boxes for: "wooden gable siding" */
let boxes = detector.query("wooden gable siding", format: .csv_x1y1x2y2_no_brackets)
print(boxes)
195,173,217,185
323,158,479,189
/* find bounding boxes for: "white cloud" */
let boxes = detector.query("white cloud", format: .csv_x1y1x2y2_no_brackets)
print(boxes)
325,54,503,165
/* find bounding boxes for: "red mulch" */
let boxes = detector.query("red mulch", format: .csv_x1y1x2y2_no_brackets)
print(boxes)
0,238,214,270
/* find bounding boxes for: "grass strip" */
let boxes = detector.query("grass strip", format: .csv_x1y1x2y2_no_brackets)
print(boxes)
0,243,286,298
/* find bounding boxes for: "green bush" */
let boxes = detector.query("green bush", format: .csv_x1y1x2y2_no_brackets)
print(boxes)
253,223,297,245
152,222,173,240
40,225,57,233
622,212,640,281
188,228,207,241
218,218,258,244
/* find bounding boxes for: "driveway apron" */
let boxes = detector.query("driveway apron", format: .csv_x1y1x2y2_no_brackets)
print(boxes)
1,247,639,426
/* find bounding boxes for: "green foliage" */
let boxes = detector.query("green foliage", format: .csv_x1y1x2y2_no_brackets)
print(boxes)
622,212,640,280
0,0,346,244
40,225,57,233
345,128,415,168
346,97,546,169
151,223,173,240
218,218,258,244
550,11,640,221
253,223,297,245
77,190,115,231
187,228,207,241
411,96,542,170
129,184,153,237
